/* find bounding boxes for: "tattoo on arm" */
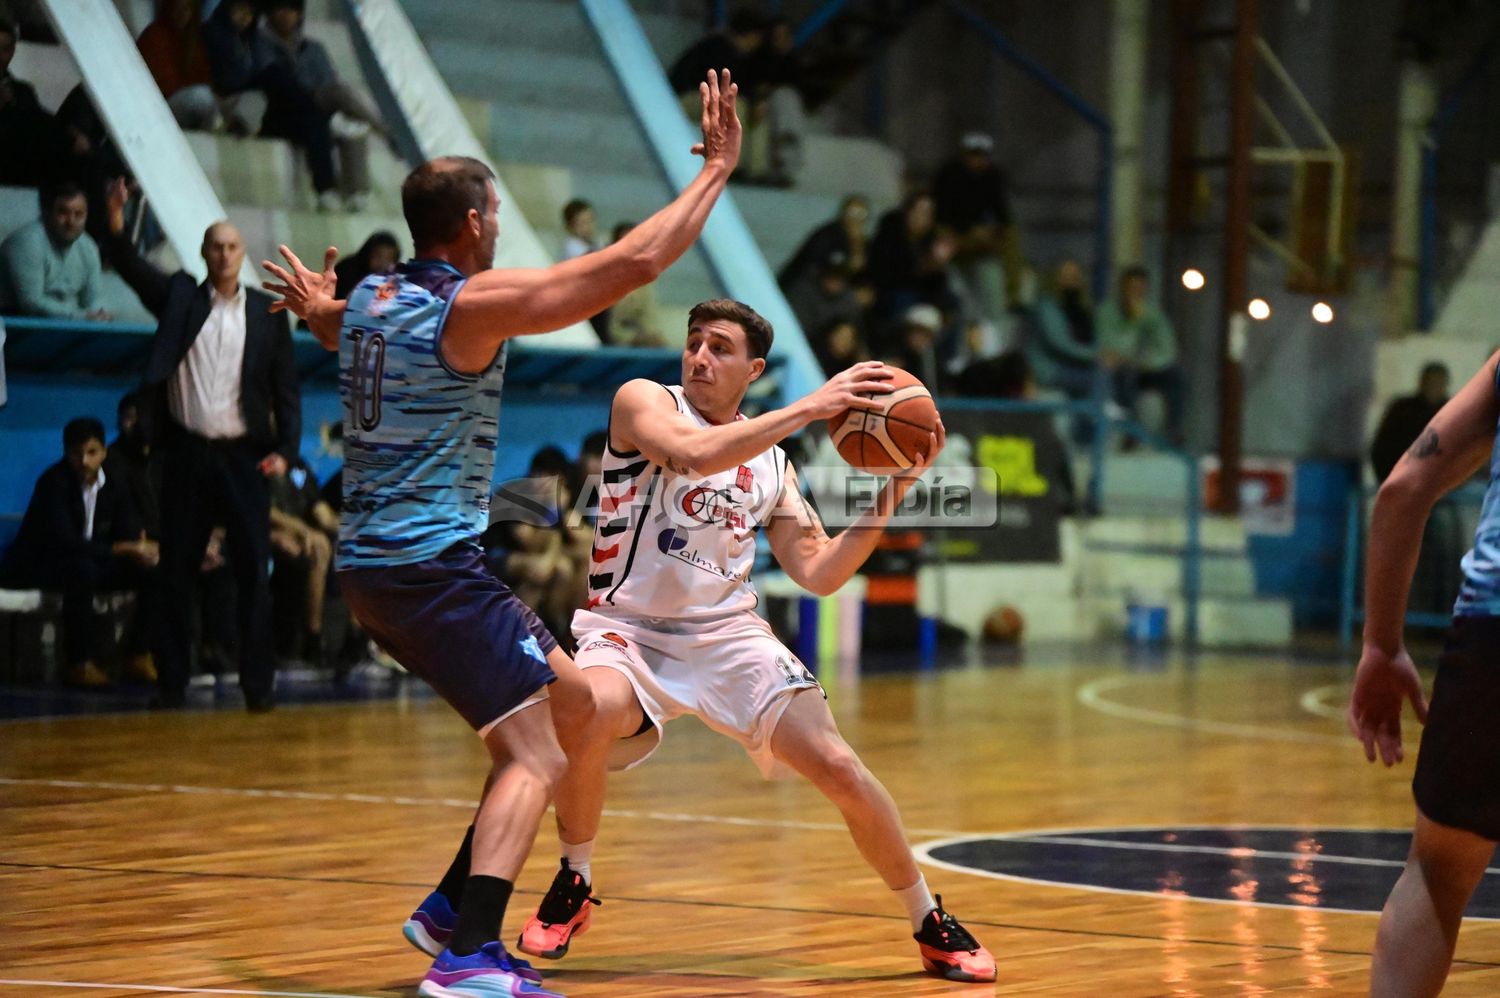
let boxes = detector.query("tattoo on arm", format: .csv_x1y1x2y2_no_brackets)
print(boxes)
1409,428,1441,460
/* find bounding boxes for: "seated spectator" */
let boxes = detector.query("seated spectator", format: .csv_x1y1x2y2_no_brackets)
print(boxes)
333,229,401,300
607,222,664,346
1096,265,1185,443
879,302,942,390
260,0,386,212
1024,258,1098,401
867,190,958,340
0,418,159,687
136,0,222,130
745,14,808,185
1371,362,1450,483
268,457,331,666
201,0,274,134
933,131,1023,320
813,317,867,377
560,199,609,340
0,180,112,320
104,391,163,669
778,195,870,292
482,446,583,640
0,18,67,186
55,85,131,242
560,199,599,260
785,259,863,345
669,12,787,184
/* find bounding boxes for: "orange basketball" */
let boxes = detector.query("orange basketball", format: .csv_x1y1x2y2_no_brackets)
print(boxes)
827,368,939,473
983,605,1025,644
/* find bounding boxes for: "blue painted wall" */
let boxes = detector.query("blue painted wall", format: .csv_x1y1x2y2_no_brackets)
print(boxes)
1245,459,1360,629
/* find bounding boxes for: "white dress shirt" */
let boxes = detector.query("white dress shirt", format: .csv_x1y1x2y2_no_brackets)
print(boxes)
82,468,105,541
168,284,248,438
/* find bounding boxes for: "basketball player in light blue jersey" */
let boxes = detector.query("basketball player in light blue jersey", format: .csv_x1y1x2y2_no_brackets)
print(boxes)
1349,348,1500,997
264,70,742,998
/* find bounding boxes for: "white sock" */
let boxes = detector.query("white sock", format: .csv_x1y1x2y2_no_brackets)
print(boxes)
561,838,595,888
894,876,937,932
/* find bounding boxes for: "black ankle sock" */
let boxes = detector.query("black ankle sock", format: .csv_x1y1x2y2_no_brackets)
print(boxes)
436,824,475,907
448,874,513,956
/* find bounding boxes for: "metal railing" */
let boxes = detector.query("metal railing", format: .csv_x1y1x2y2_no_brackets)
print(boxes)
936,391,1202,645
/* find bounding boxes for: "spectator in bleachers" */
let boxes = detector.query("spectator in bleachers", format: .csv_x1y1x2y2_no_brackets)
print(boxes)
201,0,274,133
332,229,400,300
0,180,111,320
1096,264,1185,444
104,391,161,543
1371,362,1451,483
482,446,583,641
55,85,132,242
880,302,941,390
268,456,331,667
866,189,957,343
670,11,789,184
1024,258,1098,401
136,0,222,130
101,178,300,713
933,131,1022,320
260,0,386,212
560,199,610,340
560,199,599,261
607,221,665,346
813,317,867,378
0,417,159,688
0,18,66,187
785,259,862,346
778,195,870,292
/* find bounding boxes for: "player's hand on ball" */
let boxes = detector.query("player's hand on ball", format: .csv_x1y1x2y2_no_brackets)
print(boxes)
804,361,894,420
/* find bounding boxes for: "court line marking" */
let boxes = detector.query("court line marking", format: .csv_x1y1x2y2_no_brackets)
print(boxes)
912,828,1500,923
1300,683,1349,722
0,981,380,997
1076,676,1349,744
0,776,964,839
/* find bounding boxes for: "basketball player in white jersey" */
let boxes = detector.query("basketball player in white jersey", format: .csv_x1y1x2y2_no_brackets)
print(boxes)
514,298,997,983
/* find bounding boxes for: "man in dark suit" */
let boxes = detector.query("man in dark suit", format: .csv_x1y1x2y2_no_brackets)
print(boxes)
0,418,160,687
104,180,301,712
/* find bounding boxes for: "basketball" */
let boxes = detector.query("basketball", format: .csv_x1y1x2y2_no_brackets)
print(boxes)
982,605,1025,645
827,368,940,473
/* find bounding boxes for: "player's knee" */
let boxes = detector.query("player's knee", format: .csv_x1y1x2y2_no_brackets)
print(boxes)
551,681,598,743
813,745,868,800
523,743,569,795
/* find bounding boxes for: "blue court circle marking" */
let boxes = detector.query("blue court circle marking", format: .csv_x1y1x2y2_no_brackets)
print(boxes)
915,824,1500,919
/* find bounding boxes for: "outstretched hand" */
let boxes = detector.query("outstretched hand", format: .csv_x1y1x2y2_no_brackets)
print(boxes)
1347,644,1429,767
691,68,741,172
262,243,338,320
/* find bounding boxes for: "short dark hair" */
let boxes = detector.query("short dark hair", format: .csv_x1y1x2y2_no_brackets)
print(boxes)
581,430,609,459
562,199,593,227
40,180,86,211
1420,362,1450,382
401,157,495,250
0,20,16,42
687,299,774,360
63,417,107,450
1119,264,1150,284
529,444,573,478
117,390,140,418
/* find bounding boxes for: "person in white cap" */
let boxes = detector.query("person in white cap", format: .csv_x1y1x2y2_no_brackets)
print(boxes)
933,130,1022,323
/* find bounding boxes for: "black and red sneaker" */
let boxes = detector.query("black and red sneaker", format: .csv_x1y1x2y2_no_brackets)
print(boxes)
913,895,997,983
517,860,601,959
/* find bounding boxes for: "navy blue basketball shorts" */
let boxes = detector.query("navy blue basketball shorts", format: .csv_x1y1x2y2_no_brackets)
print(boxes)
341,542,558,733
1412,614,1500,842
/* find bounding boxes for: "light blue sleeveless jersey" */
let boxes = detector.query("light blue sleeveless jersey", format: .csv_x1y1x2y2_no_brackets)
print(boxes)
1455,363,1500,616
337,260,506,569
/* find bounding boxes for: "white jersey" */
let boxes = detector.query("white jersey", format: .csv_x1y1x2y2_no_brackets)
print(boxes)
587,384,787,620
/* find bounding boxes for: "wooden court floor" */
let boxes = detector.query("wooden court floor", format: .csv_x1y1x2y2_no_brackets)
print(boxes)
4,646,1500,996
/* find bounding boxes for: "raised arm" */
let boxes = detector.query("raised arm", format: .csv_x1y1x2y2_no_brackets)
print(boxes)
765,431,942,597
438,70,741,369
1349,350,1500,766
612,363,894,479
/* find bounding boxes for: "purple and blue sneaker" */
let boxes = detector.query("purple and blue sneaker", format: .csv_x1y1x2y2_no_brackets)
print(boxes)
404,891,458,957
417,941,559,998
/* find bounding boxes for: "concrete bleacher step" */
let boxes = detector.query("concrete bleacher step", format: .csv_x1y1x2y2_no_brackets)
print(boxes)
1079,549,1257,600
425,39,622,111
1080,594,1294,648
1081,514,1249,554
